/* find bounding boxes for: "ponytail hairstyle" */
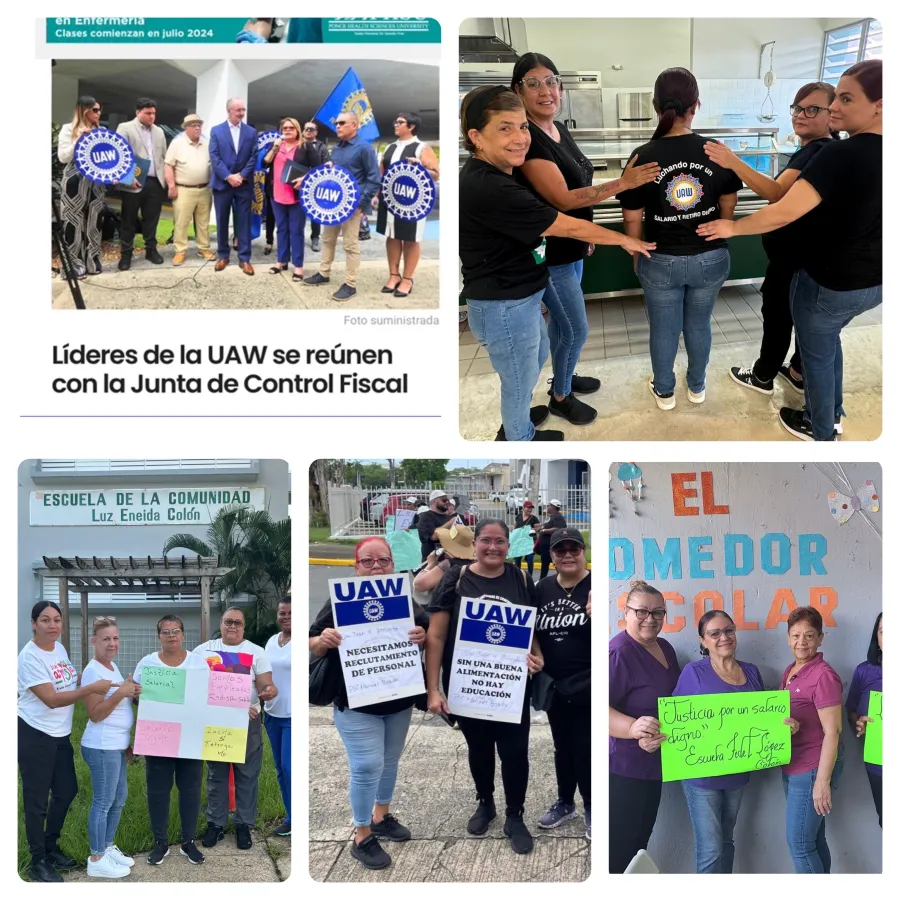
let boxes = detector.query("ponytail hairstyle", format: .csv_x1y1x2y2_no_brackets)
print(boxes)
843,59,882,103
652,68,700,140
460,85,524,153
697,609,735,657
626,580,664,604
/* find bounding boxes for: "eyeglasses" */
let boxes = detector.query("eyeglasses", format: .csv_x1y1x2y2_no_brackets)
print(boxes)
704,626,737,640
477,537,509,547
626,606,667,622
90,106,101,113
93,615,117,623
520,75,562,92
394,119,407,126
303,127,316,132
358,557,392,569
551,545,583,557
222,618,245,628
790,104,828,118
159,628,183,637
335,120,349,126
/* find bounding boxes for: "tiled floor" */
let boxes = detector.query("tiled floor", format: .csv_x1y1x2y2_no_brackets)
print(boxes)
459,284,884,374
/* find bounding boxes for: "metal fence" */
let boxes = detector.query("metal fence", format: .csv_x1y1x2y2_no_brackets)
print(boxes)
68,628,203,673
327,484,591,540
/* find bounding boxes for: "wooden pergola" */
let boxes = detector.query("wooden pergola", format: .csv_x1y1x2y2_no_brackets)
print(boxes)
36,555,234,665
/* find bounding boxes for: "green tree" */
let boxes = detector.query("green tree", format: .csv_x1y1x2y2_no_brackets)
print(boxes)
400,459,450,485
162,505,291,645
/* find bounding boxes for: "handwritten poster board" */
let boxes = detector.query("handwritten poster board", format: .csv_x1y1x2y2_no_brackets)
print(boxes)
864,690,883,766
448,598,535,723
658,690,792,782
133,664,250,762
506,526,536,559
329,574,425,708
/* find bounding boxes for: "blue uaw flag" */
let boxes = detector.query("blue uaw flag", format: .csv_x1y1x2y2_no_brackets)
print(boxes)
250,147,269,240
314,66,380,141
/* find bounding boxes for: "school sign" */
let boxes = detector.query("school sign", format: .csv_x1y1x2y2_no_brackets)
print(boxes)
30,487,266,526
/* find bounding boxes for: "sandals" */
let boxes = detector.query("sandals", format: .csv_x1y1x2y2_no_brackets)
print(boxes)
382,272,401,293
394,277,414,298
292,271,304,282
269,264,288,275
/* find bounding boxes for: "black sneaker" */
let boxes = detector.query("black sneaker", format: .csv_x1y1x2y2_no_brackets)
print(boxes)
272,819,291,837
180,841,205,864
117,253,132,271
310,237,321,252
370,813,411,842
648,377,675,410
548,393,597,425
201,824,225,848
503,810,534,854
778,365,804,394
147,841,170,865
729,365,774,395
145,248,164,265
332,283,357,302
235,825,253,850
779,407,835,441
29,859,63,882
45,847,77,869
350,834,391,870
303,272,330,286
532,430,564,441
570,374,601,395
495,406,550,440
467,797,497,836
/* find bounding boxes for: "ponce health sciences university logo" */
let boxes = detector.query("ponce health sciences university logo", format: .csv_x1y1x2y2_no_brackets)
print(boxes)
363,600,385,622
485,624,507,644
381,159,436,221
665,172,704,211
74,128,135,184
300,164,361,225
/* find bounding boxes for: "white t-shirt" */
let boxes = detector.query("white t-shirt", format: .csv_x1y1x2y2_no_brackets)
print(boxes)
80,659,134,751
17,641,78,737
133,650,210,685
193,639,272,711
264,634,291,718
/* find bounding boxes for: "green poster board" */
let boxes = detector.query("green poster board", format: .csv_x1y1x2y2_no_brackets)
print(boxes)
864,690,883,766
386,528,421,571
658,690,792,782
507,526,535,560
140,666,187,704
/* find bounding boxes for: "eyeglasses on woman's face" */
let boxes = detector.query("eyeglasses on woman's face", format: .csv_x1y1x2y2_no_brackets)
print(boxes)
358,556,392,569
704,626,737,640
790,104,828,118
551,544,583,558
476,537,509,548
626,605,666,621
159,628,182,637
89,106,101,114
520,75,562,92
394,119,408,126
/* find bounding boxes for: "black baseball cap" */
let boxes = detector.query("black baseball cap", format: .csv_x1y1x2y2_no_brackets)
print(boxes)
550,528,585,549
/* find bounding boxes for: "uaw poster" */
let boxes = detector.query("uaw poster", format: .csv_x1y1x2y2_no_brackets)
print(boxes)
448,598,535,723
329,574,424,708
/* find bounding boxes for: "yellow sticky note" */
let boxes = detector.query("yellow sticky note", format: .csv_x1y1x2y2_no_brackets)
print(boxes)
201,725,248,763
449,525,458,539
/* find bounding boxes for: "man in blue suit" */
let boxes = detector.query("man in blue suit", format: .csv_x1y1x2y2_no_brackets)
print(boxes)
209,98,258,275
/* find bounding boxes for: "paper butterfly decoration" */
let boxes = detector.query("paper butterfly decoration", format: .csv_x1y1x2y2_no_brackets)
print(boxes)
828,481,879,525
617,463,642,483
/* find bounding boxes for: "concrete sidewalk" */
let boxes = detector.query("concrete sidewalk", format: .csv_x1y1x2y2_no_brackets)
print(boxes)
309,706,591,882
59,829,291,882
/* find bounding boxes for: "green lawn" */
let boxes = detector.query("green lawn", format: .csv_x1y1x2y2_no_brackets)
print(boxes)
308,527,360,546
17,707,285,879
133,219,217,251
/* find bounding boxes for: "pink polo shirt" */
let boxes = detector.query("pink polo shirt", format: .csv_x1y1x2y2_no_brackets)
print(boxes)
780,652,843,775
272,143,299,206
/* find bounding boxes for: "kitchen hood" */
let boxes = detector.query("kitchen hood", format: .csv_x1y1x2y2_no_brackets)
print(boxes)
459,18,528,63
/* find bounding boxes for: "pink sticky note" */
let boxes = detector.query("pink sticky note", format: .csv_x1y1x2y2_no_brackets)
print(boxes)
208,670,252,708
134,720,181,757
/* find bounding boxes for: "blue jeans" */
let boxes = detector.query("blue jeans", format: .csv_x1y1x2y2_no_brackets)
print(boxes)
80,746,128,856
273,199,306,269
333,704,413,827
682,782,744,873
638,248,731,394
264,713,291,822
467,291,549,440
782,746,844,873
543,259,588,397
789,268,882,440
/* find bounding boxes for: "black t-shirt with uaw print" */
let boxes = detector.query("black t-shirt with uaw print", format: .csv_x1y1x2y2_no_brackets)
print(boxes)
617,132,743,255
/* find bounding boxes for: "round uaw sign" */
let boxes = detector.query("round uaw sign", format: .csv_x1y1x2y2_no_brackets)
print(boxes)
256,130,280,153
300,164,360,225
363,600,385,622
485,624,506,645
381,159,436,221
74,128,135,185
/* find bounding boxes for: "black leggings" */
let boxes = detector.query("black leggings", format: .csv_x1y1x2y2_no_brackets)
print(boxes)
456,712,531,813
753,257,802,383
867,768,882,828
547,693,590,807
539,544,552,579
608,772,662,873
145,755,203,843
18,717,78,862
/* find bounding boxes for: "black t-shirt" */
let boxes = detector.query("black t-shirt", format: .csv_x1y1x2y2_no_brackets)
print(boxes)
519,121,594,266
797,133,882,290
761,137,836,262
535,572,591,680
427,562,537,697
417,509,456,561
308,597,430,716
538,512,567,547
514,513,540,532
459,156,559,300
617,133,743,255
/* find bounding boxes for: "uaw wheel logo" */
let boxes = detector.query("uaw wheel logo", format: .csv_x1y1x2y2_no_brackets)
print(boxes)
300,164,361,225
74,128,135,185
665,172,704,211
256,130,280,153
363,600,385,622
339,90,376,130
381,160,436,222
485,624,506,644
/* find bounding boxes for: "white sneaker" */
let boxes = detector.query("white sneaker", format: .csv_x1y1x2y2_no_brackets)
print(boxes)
87,854,131,878
688,387,706,404
648,377,676,411
106,845,135,867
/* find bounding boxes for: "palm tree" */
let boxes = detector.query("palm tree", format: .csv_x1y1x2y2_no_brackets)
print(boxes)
163,505,291,643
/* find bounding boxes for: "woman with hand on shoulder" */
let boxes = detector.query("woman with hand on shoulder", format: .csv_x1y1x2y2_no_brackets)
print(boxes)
18,601,115,883
308,538,428,871
81,617,142,878
264,596,293,837
846,612,882,828
608,581,680,873
779,606,844,873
